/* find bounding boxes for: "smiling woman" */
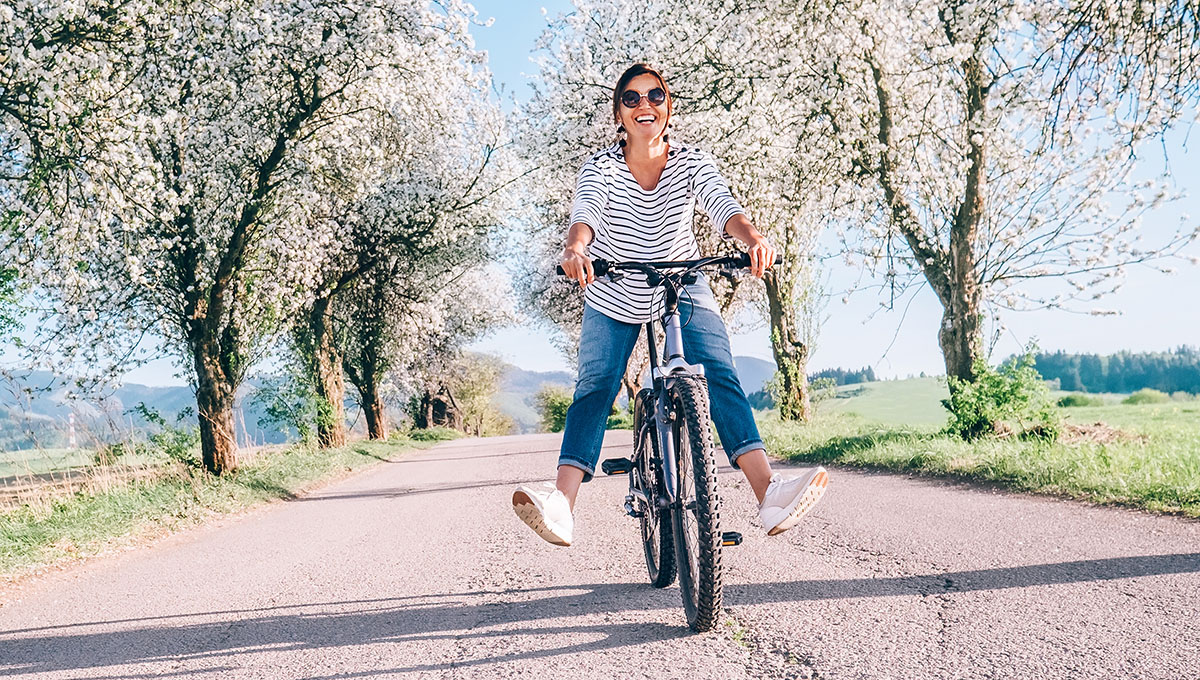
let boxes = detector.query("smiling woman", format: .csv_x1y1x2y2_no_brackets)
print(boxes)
511,62,829,549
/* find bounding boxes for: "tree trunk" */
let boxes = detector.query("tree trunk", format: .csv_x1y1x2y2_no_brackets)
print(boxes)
362,379,387,440
868,46,989,389
414,385,463,431
306,297,347,448
938,288,983,383
940,48,988,385
193,342,237,474
764,271,812,422
621,358,647,404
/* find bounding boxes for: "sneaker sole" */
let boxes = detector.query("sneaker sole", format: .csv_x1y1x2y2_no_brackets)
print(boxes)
767,469,829,536
513,490,572,547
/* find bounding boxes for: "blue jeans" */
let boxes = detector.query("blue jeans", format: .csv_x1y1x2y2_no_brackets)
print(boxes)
558,278,765,481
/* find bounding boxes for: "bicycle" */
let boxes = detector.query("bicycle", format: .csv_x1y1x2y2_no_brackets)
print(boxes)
558,252,779,632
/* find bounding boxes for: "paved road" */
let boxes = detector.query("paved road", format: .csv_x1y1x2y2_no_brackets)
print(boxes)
1,432,1198,679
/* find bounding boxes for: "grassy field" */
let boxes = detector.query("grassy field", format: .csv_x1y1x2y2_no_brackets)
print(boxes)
758,379,1200,517
0,447,168,478
0,434,450,580
821,377,950,426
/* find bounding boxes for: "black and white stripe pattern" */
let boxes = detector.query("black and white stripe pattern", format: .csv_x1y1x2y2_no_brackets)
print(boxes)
569,143,745,324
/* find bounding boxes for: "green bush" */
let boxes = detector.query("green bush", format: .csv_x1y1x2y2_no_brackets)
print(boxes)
606,402,635,430
130,402,202,469
534,384,635,431
810,377,838,403
1123,388,1170,405
943,351,1060,440
408,427,463,441
1057,393,1104,407
251,374,319,443
534,385,573,433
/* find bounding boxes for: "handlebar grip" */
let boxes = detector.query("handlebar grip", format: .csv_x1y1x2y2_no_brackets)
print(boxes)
556,258,610,277
731,253,785,268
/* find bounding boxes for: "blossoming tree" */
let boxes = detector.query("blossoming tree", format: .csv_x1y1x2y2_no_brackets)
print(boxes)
26,0,486,473
289,10,512,448
793,0,1200,381
338,258,511,440
517,0,843,419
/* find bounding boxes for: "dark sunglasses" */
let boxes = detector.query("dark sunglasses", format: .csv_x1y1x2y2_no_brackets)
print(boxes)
621,87,667,109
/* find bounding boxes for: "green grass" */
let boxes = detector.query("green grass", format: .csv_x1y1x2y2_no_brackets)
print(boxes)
819,377,950,426
759,400,1200,517
0,437,429,579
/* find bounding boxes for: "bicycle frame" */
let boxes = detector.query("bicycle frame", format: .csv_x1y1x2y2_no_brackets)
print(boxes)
645,274,705,506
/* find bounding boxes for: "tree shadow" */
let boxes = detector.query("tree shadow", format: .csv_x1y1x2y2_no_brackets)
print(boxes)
394,444,630,465
2,553,1195,676
288,477,554,503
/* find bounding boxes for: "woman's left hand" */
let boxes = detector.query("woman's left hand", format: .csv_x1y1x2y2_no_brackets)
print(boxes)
746,236,777,279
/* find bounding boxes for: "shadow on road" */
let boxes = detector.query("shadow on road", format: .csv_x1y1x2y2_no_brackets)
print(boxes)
288,477,553,503
2,553,1196,676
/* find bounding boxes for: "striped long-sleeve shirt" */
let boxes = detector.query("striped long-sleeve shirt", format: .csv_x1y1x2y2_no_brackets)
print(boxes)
568,143,745,324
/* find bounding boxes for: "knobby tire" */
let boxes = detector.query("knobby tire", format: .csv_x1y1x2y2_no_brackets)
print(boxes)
669,375,723,632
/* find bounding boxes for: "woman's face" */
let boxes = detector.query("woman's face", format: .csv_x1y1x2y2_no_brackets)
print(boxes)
617,73,670,144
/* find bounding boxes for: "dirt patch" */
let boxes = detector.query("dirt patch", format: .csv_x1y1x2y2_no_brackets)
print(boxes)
1060,421,1144,445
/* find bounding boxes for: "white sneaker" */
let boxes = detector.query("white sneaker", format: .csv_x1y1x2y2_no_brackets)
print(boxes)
512,482,574,546
758,467,829,536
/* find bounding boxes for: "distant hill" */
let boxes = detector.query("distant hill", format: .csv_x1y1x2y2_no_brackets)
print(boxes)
494,364,573,433
0,371,286,450
734,356,776,395
1,354,789,447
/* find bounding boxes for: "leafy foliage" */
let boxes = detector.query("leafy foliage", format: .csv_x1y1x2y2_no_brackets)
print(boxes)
809,377,839,403
129,402,202,470
943,352,1059,440
0,265,19,338
250,374,320,444
1057,394,1104,407
534,385,573,434
1123,389,1171,405
408,427,464,442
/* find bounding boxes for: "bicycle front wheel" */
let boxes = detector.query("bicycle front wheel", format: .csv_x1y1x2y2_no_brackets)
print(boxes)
669,375,723,632
634,389,676,588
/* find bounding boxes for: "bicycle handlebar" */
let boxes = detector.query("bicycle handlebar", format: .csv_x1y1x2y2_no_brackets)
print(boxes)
555,253,782,277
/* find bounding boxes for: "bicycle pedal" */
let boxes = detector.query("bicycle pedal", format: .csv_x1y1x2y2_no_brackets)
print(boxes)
721,531,743,547
601,457,634,475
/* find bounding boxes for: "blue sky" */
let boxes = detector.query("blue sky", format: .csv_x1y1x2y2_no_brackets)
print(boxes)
109,1,1200,386
462,0,1200,378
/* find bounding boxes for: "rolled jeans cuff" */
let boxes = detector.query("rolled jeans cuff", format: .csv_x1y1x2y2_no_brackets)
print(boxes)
727,439,765,469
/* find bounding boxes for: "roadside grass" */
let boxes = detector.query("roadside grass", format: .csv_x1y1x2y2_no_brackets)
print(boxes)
0,436,434,580
758,401,1200,518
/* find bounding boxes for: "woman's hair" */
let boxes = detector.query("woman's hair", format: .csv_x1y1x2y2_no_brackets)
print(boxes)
611,63,672,128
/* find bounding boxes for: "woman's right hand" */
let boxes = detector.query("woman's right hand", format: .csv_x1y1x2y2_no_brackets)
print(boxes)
561,245,594,288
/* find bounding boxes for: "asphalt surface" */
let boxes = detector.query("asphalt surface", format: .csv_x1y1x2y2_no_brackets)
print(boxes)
1,432,1198,679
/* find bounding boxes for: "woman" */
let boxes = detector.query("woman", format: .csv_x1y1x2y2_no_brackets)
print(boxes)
513,63,828,546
